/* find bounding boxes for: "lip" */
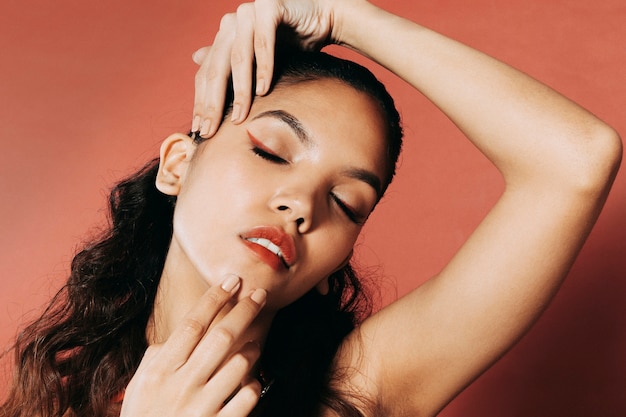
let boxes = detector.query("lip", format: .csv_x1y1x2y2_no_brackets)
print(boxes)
240,226,296,270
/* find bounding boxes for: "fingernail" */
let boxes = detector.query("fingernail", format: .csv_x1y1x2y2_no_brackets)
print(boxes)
250,289,267,305
192,115,201,133
256,79,265,95
200,119,212,137
221,274,241,292
231,103,241,123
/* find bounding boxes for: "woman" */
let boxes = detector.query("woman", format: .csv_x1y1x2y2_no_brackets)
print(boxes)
1,0,621,416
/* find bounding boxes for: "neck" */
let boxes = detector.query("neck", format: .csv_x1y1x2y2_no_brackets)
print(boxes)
147,237,279,361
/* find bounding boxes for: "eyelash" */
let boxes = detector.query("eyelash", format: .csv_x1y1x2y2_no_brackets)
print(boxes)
252,146,288,165
332,194,363,225
251,146,362,225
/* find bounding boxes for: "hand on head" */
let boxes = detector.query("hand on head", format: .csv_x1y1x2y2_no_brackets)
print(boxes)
191,0,348,138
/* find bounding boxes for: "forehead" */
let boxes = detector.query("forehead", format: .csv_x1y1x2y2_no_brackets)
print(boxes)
250,78,389,177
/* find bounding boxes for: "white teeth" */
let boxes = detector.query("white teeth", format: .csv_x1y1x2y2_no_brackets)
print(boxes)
246,237,284,260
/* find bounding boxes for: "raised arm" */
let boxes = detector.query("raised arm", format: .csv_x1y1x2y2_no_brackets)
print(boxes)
329,2,622,415
191,1,622,415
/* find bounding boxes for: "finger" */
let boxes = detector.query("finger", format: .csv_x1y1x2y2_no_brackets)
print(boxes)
202,341,261,411
184,289,267,380
131,342,163,376
192,46,211,66
193,13,237,137
219,376,263,417
230,3,256,123
157,275,242,369
253,0,279,96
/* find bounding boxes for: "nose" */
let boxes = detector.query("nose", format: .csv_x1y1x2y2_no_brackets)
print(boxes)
271,191,314,234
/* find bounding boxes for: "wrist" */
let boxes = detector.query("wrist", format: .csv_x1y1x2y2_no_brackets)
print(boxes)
330,0,375,49
331,0,405,62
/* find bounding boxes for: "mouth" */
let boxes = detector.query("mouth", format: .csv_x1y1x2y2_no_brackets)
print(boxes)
244,237,289,269
240,227,296,271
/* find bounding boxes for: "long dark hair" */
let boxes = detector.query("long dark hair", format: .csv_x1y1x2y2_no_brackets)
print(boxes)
0,50,402,417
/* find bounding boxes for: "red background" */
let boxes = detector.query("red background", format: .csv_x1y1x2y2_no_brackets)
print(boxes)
1,0,624,415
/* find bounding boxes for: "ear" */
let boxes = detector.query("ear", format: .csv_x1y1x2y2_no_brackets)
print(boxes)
316,250,353,295
155,133,196,196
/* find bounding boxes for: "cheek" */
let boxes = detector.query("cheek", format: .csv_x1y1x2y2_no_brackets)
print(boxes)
169,162,252,264
174,174,260,248
307,226,359,275
179,148,261,214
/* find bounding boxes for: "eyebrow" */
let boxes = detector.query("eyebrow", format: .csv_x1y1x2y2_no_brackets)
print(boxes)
252,109,383,197
344,168,382,198
251,110,312,147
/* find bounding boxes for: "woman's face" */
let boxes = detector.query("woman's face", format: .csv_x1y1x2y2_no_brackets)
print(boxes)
161,78,388,310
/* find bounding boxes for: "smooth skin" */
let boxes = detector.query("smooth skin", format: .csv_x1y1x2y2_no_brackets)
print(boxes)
124,0,622,416
123,76,390,416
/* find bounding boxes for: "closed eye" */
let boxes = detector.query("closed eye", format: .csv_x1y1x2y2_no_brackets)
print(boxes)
331,193,364,225
252,147,289,165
